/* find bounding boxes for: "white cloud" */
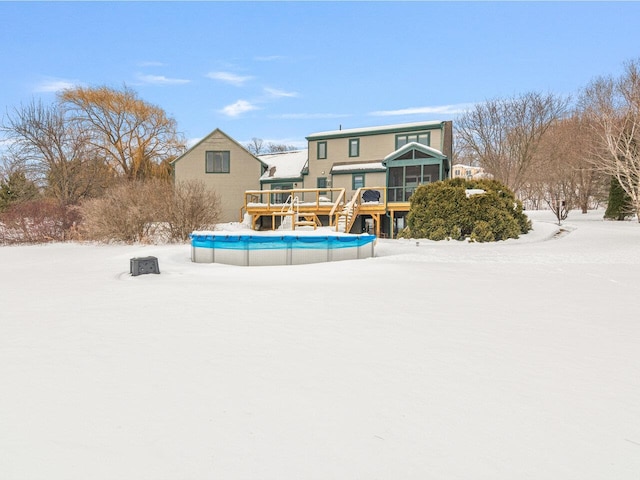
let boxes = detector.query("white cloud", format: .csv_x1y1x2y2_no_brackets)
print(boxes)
369,103,475,116
136,74,190,85
220,100,260,117
264,87,298,98
34,78,77,93
206,71,253,86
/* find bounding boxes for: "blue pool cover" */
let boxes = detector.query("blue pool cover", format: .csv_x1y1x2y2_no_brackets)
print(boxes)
190,234,376,250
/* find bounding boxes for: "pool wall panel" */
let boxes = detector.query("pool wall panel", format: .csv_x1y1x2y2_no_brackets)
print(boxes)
190,233,375,266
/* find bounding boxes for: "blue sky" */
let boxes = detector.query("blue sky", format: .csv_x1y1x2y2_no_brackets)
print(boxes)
2,1,640,149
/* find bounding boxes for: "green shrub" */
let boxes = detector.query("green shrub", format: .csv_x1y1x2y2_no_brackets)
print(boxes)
428,218,449,241
405,178,531,242
470,220,495,242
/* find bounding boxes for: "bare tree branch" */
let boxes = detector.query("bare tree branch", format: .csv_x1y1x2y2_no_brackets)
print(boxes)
456,92,569,195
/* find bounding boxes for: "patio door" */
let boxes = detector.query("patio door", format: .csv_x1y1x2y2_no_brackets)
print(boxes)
271,184,293,204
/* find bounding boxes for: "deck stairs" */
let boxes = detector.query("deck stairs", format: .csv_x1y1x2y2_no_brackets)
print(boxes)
279,195,321,230
335,192,361,233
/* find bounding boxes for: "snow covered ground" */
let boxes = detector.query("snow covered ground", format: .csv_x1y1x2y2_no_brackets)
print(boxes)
1,210,639,479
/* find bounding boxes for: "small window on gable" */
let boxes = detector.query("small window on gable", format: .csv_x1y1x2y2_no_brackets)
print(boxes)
317,141,327,160
205,151,230,173
349,138,360,157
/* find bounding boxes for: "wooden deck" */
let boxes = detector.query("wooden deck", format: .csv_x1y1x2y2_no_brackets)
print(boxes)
242,187,410,237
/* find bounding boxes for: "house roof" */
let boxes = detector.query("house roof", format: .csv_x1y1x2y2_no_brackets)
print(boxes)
452,163,483,170
306,120,445,141
170,128,266,167
258,149,308,183
330,160,386,174
383,142,446,164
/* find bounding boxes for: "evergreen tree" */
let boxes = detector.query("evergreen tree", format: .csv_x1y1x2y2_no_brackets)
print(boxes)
604,176,634,220
0,171,40,212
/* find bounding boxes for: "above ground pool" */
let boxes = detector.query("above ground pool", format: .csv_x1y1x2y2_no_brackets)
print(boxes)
190,233,376,266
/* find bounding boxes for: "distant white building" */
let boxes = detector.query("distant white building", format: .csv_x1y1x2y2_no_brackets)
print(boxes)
451,163,487,180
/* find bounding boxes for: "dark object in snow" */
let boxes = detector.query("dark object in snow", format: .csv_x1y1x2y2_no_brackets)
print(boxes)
362,190,380,202
130,256,160,276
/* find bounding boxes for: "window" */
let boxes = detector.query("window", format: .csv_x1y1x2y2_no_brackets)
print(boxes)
349,138,360,157
317,141,327,159
395,132,430,149
271,184,293,204
387,165,439,201
317,177,328,195
205,151,230,173
352,173,365,190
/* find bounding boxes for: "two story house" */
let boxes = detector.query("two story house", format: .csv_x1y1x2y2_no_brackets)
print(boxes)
172,120,452,237
305,120,452,234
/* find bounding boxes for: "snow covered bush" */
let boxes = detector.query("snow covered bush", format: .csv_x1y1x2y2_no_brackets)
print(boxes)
402,178,531,242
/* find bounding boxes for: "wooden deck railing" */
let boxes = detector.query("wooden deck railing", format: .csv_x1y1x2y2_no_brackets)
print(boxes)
242,186,390,234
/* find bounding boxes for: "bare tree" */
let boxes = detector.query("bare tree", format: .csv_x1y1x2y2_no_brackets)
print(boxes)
266,142,296,153
1,100,108,205
530,119,579,224
59,85,185,180
530,113,606,219
165,180,221,242
245,138,297,155
580,59,640,220
456,92,569,195
244,137,265,155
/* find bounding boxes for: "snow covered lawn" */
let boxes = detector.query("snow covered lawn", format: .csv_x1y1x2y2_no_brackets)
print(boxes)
1,210,639,479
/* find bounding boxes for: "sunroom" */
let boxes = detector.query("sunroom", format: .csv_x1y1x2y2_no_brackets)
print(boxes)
383,142,450,203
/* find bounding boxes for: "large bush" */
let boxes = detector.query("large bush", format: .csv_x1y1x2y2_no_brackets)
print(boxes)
165,180,221,242
79,179,220,243
0,198,80,245
403,178,531,242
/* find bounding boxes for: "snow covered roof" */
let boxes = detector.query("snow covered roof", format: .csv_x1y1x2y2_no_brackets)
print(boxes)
307,121,445,140
330,161,386,174
383,142,445,163
258,150,308,182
